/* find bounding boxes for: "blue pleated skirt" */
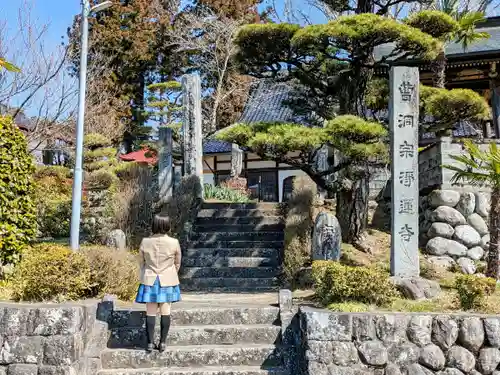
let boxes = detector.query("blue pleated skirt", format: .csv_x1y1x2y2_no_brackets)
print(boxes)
135,277,181,304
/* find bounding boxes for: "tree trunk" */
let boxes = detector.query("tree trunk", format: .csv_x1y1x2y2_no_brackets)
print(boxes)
336,174,369,245
432,50,446,89
487,187,500,279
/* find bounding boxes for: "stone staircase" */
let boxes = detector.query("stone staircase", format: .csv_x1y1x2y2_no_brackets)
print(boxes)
180,202,284,293
97,301,287,375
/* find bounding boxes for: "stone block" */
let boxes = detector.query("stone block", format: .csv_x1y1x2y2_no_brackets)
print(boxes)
446,345,475,373
392,277,440,300
85,321,109,358
453,225,481,248
456,192,475,217
475,192,490,217
6,364,38,375
357,340,387,366
458,317,484,352
408,315,432,347
427,222,454,239
478,347,500,374
301,310,352,341
353,315,376,342
375,315,409,345
484,318,500,347
32,307,83,336
432,316,458,351
426,237,466,257
419,343,445,371
428,190,460,208
467,213,489,236
0,336,44,365
387,342,419,366
43,335,83,366
1,308,36,337
279,290,293,312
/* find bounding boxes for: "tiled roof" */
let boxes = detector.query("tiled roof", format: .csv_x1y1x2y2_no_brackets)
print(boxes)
119,149,157,164
374,17,500,62
204,139,233,154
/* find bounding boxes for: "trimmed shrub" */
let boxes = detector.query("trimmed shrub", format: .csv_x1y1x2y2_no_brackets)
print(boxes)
222,177,250,197
455,275,496,310
204,183,250,203
87,169,119,190
11,244,91,302
84,133,113,149
312,261,399,306
0,116,36,264
82,246,139,301
283,176,317,287
34,165,72,180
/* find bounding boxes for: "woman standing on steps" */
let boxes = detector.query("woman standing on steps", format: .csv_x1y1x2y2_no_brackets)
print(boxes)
135,214,182,353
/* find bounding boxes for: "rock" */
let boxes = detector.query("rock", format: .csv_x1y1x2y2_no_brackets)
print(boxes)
430,206,467,226
432,316,458,351
467,213,489,236
308,341,359,366
419,343,446,371
428,256,456,269
5,365,38,375
0,336,44,364
387,342,420,366
375,315,409,345
457,257,476,274
475,192,490,217
482,234,491,250
353,315,376,342
105,229,127,251
427,223,455,239
357,341,388,366
429,190,461,208
392,277,441,300
478,347,500,374
484,318,500,347
446,345,475,373
301,311,352,341
312,212,342,261
466,246,484,261
406,363,435,375
456,192,476,217
437,369,465,375
453,225,481,248
385,363,403,375
458,317,484,352
426,237,467,258
408,316,433,347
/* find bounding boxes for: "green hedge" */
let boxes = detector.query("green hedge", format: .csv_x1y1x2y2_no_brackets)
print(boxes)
0,116,36,264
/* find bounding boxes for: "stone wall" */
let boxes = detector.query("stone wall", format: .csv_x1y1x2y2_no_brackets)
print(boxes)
301,307,500,375
419,190,490,275
0,301,108,375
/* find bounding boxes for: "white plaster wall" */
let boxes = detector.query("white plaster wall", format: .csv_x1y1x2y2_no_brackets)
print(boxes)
247,160,276,169
278,169,310,202
204,173,215,186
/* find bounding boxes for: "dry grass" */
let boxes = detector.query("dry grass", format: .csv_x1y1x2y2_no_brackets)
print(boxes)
111,165,157,249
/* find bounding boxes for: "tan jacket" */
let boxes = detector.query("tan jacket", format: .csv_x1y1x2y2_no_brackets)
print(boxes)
139,234,182,287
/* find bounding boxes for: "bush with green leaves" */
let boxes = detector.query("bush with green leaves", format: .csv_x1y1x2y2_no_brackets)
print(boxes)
34,166,73,239
455,274,496,310
312,261,399,306
11,244,91,302
0,116,36,264
204,184,251,203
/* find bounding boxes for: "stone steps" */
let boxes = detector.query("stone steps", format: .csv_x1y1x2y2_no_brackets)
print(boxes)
98,366,287,375
185,248,278,258
196,217,283,225
195,224,284,232
110,307,280,328
100,344,283,369
180,278,279,292
182,256,278,268
201,203,280,210
192,232,284,242
197,209,281,218
181,267,279,279
189,241,283,249
108,324,281,348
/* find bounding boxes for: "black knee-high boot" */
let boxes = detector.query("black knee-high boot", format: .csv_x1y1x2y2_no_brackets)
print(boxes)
159,315,171,352
146,316,156,352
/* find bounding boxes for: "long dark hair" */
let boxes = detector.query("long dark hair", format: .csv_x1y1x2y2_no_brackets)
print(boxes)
152,214,171,235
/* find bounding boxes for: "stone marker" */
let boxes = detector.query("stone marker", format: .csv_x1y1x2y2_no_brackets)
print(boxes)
390,66,420,277
182,74,204,197
312,212,342,261
105,229,126,251
230,143,243,178
158,127,173,204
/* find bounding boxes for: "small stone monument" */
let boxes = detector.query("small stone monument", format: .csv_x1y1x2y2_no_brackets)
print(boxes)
158,127,173,204
182,74,204,198
230,143,243,178
389,66,420,278
105,229,126,251
312,212,342,261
